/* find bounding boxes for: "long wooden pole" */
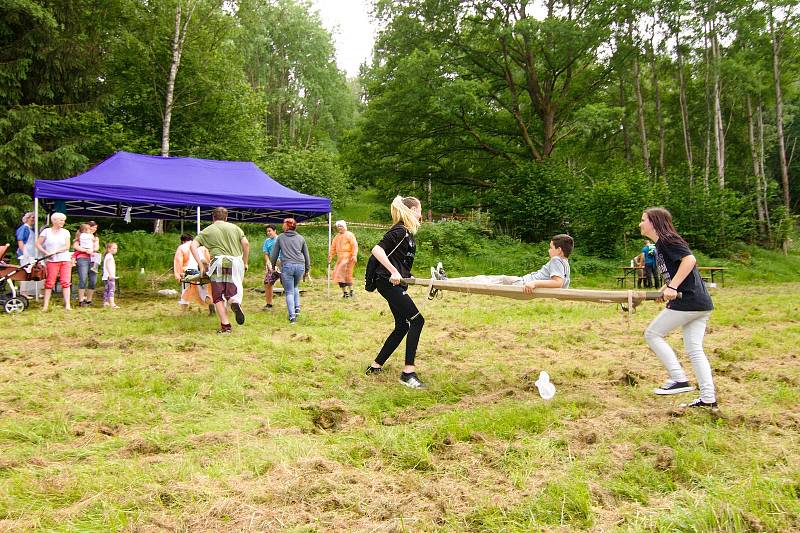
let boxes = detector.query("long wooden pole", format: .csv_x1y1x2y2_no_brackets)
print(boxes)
402,278,666,307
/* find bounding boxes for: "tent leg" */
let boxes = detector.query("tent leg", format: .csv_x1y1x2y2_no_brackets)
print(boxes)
196,206,200,234
34,198,40,301
327,212,331,295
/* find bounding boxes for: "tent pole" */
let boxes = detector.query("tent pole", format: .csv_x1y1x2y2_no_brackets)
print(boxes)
327,212,331,294
34,198,40,301
196,206,200,234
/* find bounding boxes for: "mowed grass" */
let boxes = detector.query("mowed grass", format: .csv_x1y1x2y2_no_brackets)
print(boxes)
2,281,799,531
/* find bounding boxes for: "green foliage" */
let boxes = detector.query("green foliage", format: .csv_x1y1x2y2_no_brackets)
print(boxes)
571,166,658,258
490,161,575,243
415,220,491,258
259,147,350,206
663,174,757,253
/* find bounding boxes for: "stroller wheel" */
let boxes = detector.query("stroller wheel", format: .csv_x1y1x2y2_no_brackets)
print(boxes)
3,295,27,314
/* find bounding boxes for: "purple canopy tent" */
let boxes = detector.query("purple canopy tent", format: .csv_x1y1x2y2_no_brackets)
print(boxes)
33,151,331,224
33,151,334,288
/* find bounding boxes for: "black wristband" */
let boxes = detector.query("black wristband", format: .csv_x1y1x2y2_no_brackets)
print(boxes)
667,285,678,291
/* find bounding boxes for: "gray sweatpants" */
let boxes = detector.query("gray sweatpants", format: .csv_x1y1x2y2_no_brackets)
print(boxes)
645,309,716,403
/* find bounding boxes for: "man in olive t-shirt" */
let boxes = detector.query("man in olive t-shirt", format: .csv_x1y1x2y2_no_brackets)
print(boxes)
191,207,250,334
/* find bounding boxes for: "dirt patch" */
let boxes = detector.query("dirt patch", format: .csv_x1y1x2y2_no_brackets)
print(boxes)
302,399,350,432
614,370,644,387
122,438,164,456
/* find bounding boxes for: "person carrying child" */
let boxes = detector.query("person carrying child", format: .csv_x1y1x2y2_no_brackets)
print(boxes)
102,242,120,308
430,234,573,296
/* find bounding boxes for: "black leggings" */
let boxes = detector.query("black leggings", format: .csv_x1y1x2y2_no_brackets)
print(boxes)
375,278,425,366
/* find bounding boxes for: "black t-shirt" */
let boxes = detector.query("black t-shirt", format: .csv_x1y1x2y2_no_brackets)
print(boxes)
655,239,714,312
375,223,415,281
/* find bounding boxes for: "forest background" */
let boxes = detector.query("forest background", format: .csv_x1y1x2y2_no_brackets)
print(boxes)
2,0,799,258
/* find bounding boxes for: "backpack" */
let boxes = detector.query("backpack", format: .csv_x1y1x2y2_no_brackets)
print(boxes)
364,232,408,292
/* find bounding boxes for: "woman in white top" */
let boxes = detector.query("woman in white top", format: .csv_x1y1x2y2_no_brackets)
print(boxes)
35,212,73,311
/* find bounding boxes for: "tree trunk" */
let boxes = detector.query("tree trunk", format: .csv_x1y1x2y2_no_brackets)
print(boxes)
757,99,771,238
702,22,711,190
649,40,665,178
676,32,694,184
158,0,195,235
711,27,725,188
770,10,791,211
632,52,650,175
162,0,195,158
746,94,767,237
619,77,631,161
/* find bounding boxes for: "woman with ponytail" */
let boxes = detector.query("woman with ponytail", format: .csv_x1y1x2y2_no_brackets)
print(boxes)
640,207,718,410
365,196,426,388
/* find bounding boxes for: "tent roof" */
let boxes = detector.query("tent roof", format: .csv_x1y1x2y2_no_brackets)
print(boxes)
33,151,331,222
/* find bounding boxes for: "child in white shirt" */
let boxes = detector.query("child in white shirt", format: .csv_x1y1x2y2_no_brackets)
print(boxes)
102,242,119,308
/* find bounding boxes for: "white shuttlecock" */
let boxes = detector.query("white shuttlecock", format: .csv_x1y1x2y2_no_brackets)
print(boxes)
535,371,556,400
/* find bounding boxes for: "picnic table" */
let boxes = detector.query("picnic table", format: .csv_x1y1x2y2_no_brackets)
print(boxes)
697,266,726,287
617,266,644,288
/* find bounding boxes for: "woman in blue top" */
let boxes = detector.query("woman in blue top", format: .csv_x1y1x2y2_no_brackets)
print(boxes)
640,207,717,410
262,224,279,309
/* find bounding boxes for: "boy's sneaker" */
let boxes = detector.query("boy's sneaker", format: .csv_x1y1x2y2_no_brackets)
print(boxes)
217,324,232,334
289,317,297,324
435,262,447,280
231,302,245,325
262,303,273,310
365,365,382,375
428,262,447,300
679,398,719,410
400,372,425,389
654,381,694,395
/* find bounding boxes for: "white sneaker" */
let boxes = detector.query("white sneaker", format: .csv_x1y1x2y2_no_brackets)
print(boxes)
400,372,425,389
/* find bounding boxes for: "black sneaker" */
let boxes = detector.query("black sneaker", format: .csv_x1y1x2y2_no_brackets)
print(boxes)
679,398,719,410
289,317,297,324
365,365,382,375
216,324,232,334
349,290,354,298
400,372,425,389
262,304,273,310
231,302,245,325
653,381,695,395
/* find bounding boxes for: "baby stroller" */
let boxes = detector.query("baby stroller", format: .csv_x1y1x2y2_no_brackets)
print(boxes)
0,244,48,313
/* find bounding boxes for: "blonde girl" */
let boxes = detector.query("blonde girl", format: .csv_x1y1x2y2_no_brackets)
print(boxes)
365,196,426,388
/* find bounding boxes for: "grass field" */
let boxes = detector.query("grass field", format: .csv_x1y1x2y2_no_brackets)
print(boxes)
2,272,799,530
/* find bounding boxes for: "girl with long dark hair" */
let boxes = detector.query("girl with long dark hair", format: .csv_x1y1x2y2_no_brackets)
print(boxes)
640,207,718,410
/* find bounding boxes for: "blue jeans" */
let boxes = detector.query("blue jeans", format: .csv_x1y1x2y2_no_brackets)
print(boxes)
280,263,304,319
76,257,97,290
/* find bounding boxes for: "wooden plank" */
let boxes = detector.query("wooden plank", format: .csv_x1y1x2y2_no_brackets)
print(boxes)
402,277,664,305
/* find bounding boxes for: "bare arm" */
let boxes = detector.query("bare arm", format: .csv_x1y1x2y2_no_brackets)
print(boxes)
241,237,250,270
523,276,563,293
190,239,206,274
